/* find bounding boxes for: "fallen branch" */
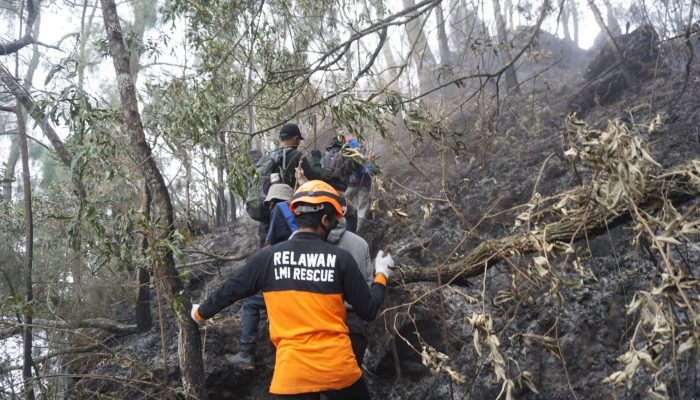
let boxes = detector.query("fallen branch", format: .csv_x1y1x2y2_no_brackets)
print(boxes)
393,161,699,286
1,318,137,340
179,247,252,268
182,247,252,261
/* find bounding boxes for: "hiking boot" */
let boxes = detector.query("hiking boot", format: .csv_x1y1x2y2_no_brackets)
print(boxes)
225,351,255,370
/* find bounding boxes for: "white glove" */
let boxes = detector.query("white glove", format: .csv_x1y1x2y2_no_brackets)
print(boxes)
374,250,394,280
191,303,206,326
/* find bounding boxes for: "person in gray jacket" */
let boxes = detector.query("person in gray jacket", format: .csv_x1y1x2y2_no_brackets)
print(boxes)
327,218,373,365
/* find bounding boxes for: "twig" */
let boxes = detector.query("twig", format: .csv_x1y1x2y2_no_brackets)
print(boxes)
153,263,171,399
555,315,578,400
390,178,448,202
34,41,64,52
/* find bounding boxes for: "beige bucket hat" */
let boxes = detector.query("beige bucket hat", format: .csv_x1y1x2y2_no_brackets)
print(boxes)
264,183,294,206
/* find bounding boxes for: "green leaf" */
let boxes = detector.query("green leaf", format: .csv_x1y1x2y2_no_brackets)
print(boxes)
44,63,63,86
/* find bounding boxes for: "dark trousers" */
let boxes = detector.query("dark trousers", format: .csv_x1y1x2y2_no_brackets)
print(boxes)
267,376,370,400
258,220,270,248
240,292,265,353
346,311,368,366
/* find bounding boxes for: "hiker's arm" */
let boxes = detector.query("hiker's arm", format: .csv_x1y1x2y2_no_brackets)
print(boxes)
301,151,322,180
197,253,265,319
342,256,386,322
295,162,309,186
363,242,373,285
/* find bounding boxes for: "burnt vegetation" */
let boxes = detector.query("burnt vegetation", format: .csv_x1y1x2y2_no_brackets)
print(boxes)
1,0,699,399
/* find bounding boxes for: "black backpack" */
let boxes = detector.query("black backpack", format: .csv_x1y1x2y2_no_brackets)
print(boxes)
320,146,345,181
245,147,292,221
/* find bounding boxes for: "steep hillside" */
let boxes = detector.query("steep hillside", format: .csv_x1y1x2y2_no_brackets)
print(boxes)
82,39,699,400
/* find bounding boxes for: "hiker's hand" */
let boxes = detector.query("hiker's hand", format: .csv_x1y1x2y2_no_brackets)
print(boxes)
191,304,206,327
295,164,308,185
374,250,394,280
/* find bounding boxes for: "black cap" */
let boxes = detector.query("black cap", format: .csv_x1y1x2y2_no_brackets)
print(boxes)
279,123,304,140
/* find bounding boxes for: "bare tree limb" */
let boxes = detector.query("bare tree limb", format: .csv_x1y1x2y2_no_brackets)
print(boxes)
0,0,39,55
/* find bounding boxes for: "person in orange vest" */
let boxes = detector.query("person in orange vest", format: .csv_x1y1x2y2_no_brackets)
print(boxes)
192,180,393,398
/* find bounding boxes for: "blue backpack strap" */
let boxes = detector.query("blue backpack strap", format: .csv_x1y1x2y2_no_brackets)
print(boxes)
278,203,298,232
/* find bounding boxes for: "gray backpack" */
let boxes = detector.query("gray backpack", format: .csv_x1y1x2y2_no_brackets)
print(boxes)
320,147,345,180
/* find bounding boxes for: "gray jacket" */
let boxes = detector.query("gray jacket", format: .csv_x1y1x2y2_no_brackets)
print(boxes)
328,219,373,334
327,219,373,286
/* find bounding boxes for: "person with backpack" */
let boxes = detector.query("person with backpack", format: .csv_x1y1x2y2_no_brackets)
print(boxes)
246,123,322,247
345,137,378,232
319,134,363,232
320,135,351,192
229,183,296,369
191,180,393,399
233,188,372,369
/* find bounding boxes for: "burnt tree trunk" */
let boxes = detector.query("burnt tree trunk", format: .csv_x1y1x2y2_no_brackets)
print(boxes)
216,130,227,227
561,0,571,42
571,0,579,47
435,3,451,68
100,1,207,398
